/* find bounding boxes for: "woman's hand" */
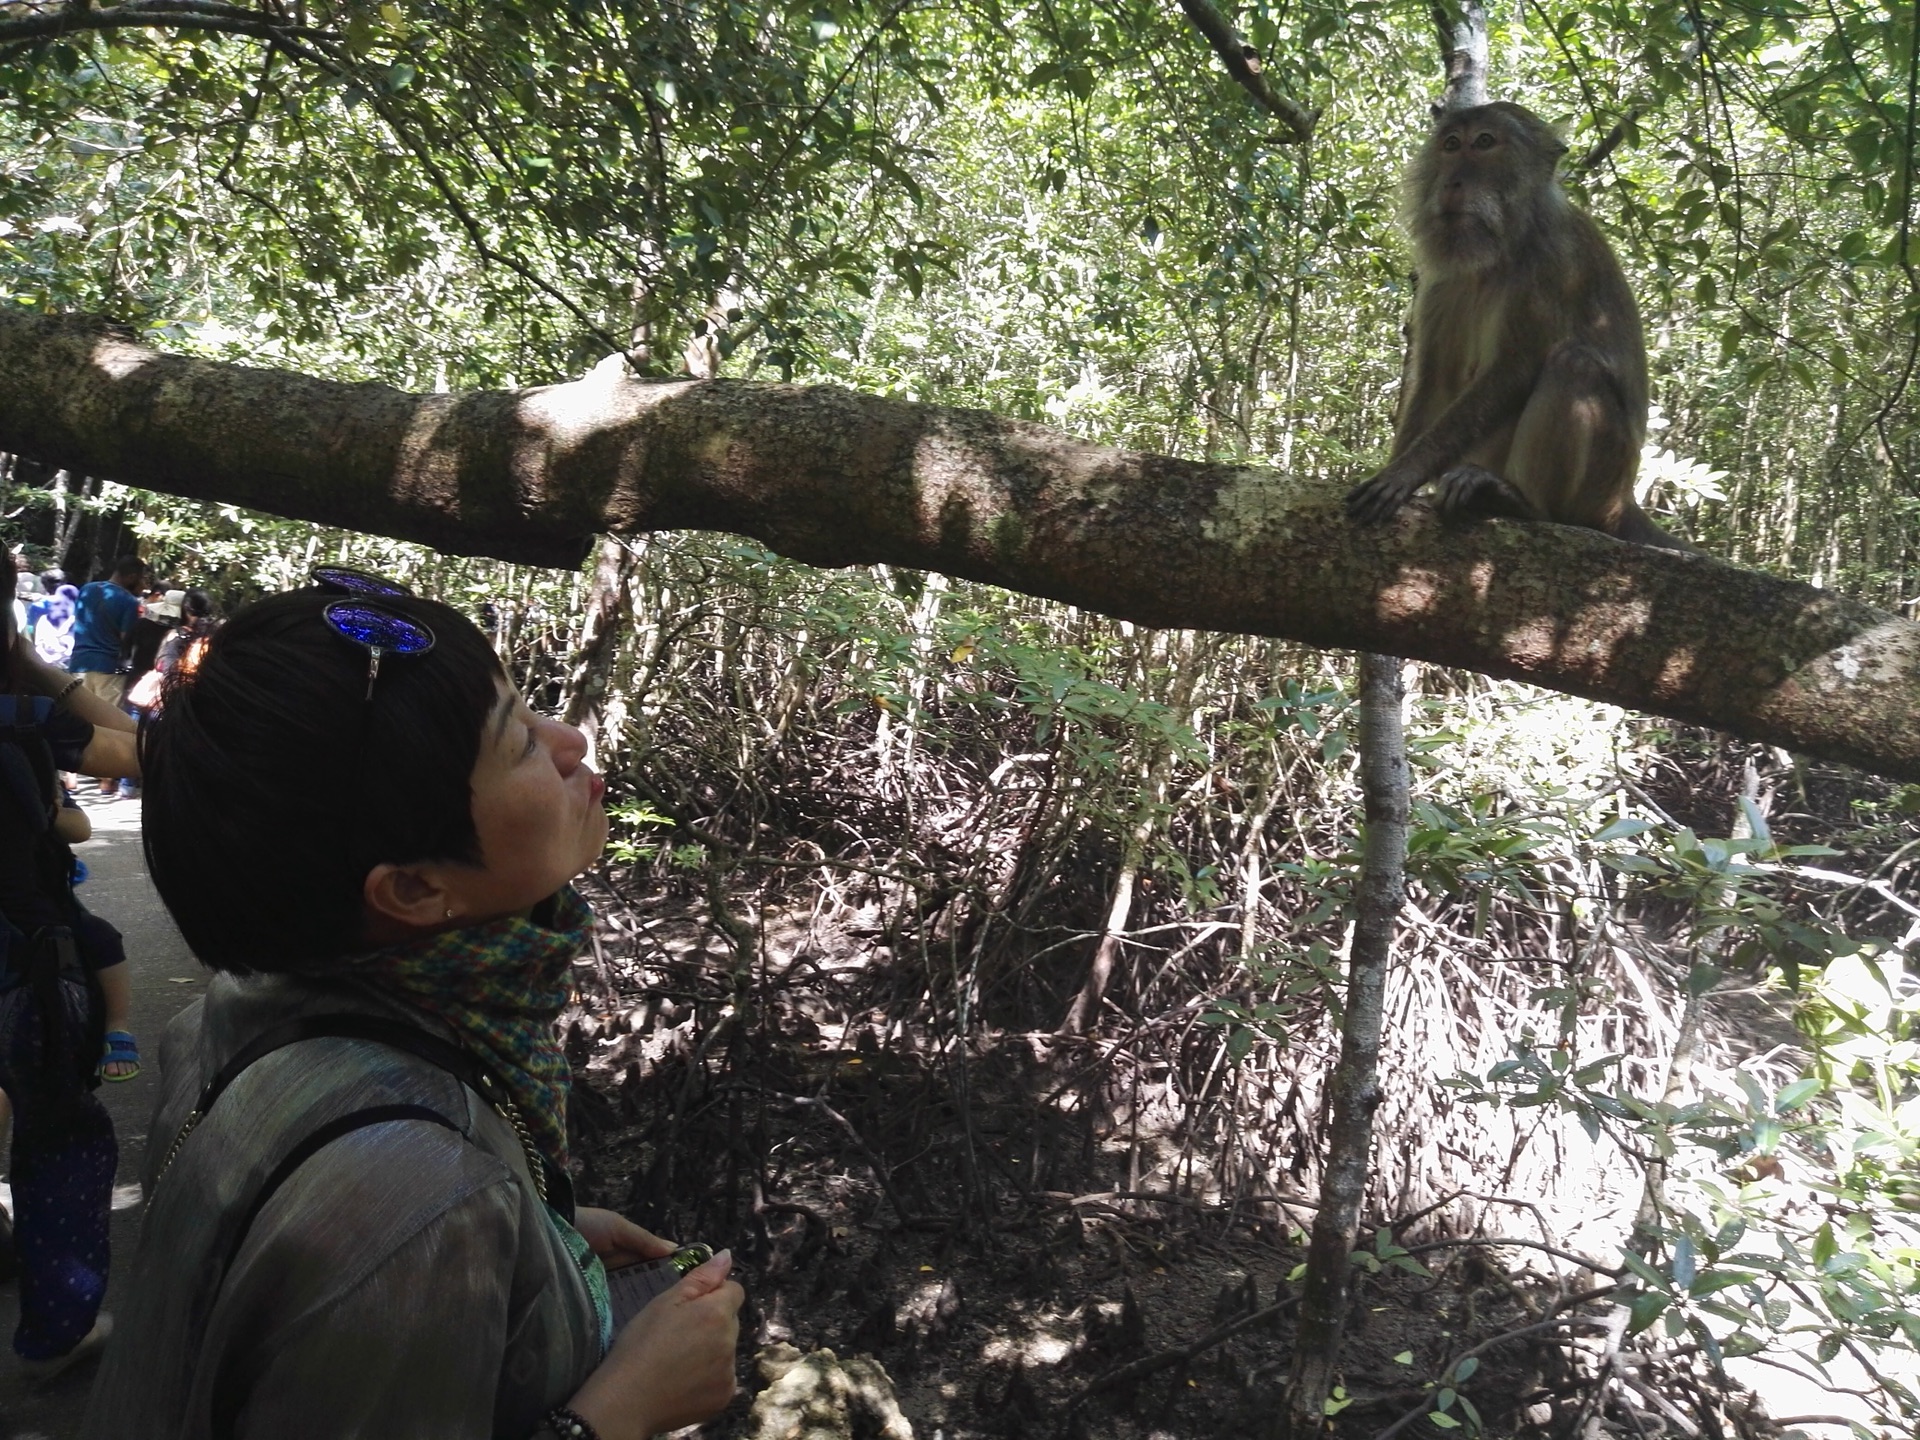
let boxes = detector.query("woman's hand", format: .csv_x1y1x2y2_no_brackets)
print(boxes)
9,633,135,735
567,1250,744,1440
574,1207,674,1267
7,633,140,778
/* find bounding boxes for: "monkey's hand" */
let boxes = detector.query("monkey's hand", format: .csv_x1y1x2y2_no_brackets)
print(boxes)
1436,465,1537,522
1345,463,1430,524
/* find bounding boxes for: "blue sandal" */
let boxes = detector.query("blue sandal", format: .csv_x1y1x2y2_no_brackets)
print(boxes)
101,1030,140,1082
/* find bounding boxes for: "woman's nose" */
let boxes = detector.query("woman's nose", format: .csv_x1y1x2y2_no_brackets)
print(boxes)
549,718,588,773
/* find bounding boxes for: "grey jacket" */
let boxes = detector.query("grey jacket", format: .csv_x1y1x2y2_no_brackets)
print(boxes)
83,971,601,1439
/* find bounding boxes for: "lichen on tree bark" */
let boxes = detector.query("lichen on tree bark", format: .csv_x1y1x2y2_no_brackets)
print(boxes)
3,308,1919,779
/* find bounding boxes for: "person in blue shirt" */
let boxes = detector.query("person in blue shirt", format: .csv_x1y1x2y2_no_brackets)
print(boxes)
67,554,146,706
68,556,147,802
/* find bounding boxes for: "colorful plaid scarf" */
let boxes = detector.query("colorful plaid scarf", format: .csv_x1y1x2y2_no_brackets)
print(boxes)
354,886,591,1171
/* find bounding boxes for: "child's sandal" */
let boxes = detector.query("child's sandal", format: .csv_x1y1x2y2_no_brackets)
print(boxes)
101,1030,140,1082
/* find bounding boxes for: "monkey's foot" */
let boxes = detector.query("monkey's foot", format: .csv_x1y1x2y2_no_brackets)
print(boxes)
1345,468,1426,524
1435,465,1536,522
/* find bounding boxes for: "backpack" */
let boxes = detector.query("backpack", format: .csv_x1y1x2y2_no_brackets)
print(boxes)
0,696,105,1104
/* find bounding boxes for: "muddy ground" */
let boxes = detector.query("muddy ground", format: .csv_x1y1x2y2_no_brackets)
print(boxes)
561,872,1773,1440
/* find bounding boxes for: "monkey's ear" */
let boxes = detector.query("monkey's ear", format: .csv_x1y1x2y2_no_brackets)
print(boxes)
1430,100,1445,121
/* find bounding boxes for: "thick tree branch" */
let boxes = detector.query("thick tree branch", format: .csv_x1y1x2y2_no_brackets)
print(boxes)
1174,0,1317,142
0,0,315,49
3,310,1918,779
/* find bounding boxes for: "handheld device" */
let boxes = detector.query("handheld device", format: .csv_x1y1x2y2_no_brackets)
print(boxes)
605,1243,715,1330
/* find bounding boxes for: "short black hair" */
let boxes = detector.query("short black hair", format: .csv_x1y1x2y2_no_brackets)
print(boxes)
141,588,503,972
110,554,145,582
183,588,212,619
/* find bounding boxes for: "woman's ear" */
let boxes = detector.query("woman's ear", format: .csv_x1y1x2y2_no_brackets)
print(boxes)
363,861,455,934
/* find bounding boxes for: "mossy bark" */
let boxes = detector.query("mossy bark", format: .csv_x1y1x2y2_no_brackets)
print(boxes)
5,310,1920,779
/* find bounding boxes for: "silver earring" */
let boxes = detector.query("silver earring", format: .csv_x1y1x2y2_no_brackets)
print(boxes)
444,908,455,920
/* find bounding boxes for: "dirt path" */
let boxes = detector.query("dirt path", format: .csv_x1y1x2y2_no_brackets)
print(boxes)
0,792,203,1439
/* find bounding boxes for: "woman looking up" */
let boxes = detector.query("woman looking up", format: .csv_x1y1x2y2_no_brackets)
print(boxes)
84,579,742,1440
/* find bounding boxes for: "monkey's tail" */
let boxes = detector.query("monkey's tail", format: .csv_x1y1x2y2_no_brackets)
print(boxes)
1614,505,1696,553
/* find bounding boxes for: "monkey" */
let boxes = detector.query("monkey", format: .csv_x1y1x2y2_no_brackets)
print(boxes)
1345,102,1690,550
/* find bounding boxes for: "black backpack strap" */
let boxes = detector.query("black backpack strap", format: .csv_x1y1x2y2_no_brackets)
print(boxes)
167,1014,580,1440
158,1012,572,1218
230,1104,460,1259
205,1102,462,1440
189,1013,505,1119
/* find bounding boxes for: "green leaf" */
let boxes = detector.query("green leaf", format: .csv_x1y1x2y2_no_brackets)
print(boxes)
1627,1289,1670,1335
1774,1078,1822,1112
1812,1222,1837,1268
1686,964,1723,997
1672,1233,1696,1290
1593,817,1656,842
1621,1251,1667,1289
1427,1413,1461,1430
1690,1269,1757,1297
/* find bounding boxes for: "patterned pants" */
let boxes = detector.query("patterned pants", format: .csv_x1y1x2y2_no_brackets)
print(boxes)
0,976,117,1361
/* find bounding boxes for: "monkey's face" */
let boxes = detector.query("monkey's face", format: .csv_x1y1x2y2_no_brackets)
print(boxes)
1405,102,1567,270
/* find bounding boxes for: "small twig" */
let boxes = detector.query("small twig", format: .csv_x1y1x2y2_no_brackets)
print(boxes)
1617,1368,1702,1438
1735,1345,1891,1401
1172,0,1317,141
1037,1188,1323,1214
1770,1417,1880,1429
760,1090,913,1227
1400,1236,1624,1277
1066,1294,1301,1410
1386,1187,1465,1233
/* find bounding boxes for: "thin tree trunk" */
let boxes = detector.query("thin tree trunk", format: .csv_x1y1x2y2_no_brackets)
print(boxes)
1281,38,1474,1425
1058,849,1144,1038
559,534,637,765
1058,633,1204,1036
1281,653,1409,1436
1433,1,1489,109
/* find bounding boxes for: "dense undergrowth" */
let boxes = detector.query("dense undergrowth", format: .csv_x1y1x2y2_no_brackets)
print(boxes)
399,528,1920,1439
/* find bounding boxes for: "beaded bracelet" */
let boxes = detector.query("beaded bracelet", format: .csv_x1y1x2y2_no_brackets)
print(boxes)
542,1407,604,1440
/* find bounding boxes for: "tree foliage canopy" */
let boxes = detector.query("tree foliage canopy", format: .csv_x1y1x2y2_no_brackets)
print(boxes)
4,0,1916,602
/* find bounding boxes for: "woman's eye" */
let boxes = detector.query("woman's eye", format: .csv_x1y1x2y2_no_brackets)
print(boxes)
521,721,539,759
